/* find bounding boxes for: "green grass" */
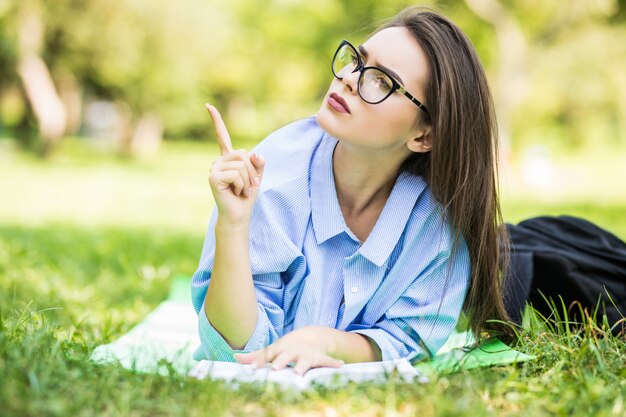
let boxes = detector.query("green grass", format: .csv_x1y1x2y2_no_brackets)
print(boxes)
1,138,626,416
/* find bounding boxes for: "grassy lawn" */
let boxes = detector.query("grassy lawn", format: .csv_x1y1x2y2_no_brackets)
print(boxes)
1,138,625,416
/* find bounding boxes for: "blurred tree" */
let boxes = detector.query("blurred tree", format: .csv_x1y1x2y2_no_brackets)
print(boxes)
1,0,236,155
464,0,527,157
0,1,26,140
461,0,626,152
0,0,624,156
17,3,66,156
40,0,230,155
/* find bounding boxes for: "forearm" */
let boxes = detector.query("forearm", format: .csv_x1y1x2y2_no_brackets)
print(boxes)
204,219,258,350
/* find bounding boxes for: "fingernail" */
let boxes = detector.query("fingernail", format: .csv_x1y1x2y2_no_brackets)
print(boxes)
254,176,260,186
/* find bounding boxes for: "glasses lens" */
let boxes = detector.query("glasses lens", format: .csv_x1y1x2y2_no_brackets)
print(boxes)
359,68,394,103
332,44,358,79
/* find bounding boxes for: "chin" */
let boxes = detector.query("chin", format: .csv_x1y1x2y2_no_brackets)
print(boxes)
315,108,343,140
315,111,327,130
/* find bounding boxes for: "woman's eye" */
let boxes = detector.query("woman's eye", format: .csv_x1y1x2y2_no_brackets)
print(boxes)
374,75,392,90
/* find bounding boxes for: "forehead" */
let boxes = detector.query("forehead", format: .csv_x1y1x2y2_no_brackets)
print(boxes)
362,27,429,90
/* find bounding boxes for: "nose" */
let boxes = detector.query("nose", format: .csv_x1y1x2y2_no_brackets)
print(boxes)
341,69,359,94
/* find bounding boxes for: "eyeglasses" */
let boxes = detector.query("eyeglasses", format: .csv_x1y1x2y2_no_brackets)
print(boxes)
331,40,429,115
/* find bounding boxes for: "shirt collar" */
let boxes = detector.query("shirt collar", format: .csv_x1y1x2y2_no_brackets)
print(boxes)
358,171,425,266
310,134,345,244
310,133,427,267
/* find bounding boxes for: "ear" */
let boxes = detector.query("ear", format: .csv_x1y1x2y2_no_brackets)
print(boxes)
407,129,432,153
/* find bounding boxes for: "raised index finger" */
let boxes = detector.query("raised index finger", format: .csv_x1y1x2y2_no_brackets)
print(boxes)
205,103,233,155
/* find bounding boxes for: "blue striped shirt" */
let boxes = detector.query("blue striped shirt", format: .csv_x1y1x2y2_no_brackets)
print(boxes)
191,116,470,363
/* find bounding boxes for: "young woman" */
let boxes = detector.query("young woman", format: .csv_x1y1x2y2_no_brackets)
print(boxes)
191,6,510,375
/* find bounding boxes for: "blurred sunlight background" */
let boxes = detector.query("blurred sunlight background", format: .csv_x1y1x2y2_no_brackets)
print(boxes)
1,0,626,249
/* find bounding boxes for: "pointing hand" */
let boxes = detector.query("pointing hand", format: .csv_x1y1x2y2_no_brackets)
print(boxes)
206,103,265,226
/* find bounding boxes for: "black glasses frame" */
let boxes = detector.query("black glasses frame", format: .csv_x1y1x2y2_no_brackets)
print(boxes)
331,40,430,115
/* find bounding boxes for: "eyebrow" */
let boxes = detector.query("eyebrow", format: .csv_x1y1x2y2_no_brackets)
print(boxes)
358,44,405,85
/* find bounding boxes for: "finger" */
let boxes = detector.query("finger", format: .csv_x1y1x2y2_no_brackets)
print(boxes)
205,103,233,155
320,356,344,369
232,151,258,190
250,153,265,188
270,351,298,371
216,160,251,194
229,173,246,197
261,344,279,366
241,152,259,189
217,149,249,163
234,351,258,364
295,355,343,375
293,358,312,376
212,170,245,196
235,348,270,368
218,151,257,190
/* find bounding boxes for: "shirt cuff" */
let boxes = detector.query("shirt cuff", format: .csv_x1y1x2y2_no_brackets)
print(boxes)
194,301,271,362
350,328,420,362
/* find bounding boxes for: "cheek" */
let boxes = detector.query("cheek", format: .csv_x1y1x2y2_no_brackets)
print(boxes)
315,81,417,144
360,104,418,142
317,107,414,146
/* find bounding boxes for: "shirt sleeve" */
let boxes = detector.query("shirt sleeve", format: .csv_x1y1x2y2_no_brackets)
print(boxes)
192,274,284,362
347,241,470,362
191,202,306,362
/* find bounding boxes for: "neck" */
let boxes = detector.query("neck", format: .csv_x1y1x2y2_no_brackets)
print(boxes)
332,142,407,215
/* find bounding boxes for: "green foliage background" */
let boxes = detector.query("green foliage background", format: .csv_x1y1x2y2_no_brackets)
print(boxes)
1,0,625,151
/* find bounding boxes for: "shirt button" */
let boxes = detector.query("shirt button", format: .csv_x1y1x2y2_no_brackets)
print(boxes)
351,286,358,293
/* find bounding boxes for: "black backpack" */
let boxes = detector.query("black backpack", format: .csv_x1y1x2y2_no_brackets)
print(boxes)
503,215,626,334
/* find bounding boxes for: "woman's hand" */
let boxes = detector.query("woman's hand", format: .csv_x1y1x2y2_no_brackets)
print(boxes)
206,103,265,226
233,326,344,375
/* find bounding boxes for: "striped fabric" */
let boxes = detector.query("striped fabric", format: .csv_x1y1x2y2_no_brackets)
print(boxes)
191,117,470,363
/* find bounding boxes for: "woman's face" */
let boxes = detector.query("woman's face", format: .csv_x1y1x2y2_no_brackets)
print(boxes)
316,26,430,154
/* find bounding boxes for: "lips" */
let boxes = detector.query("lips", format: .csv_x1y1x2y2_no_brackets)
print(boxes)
328,92,351,114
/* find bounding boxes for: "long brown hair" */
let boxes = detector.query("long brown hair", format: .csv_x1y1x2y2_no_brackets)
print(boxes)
381,8,510,338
